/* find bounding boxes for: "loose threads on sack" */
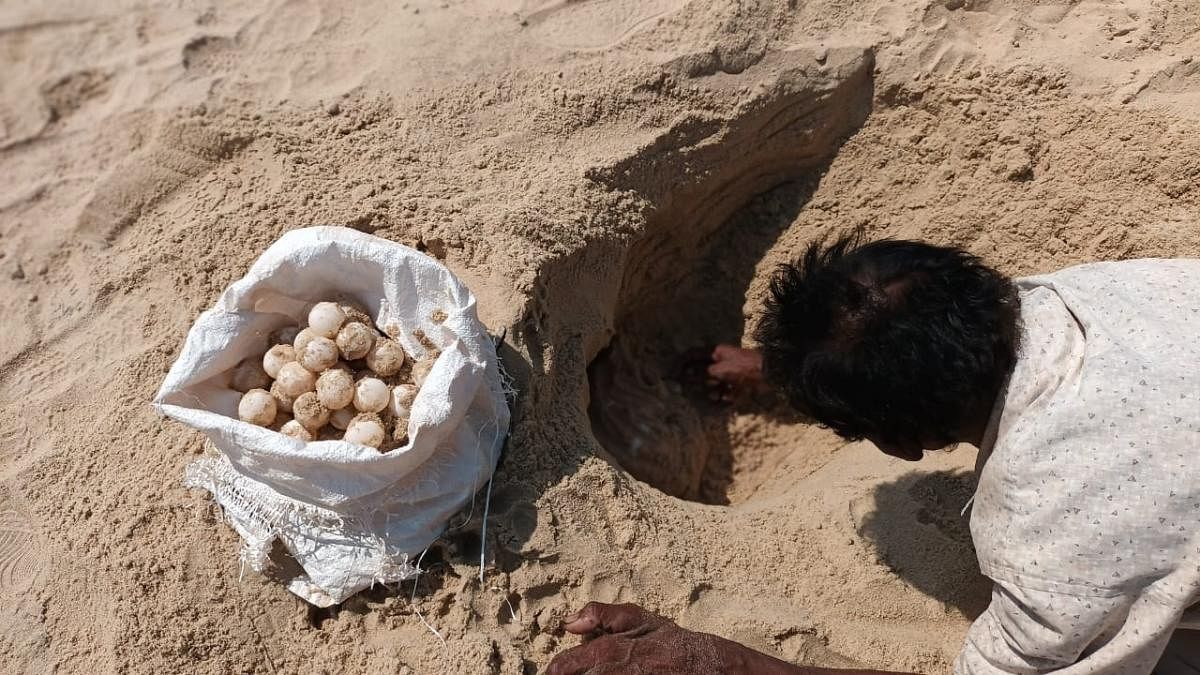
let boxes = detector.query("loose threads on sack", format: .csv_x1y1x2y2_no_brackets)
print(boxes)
480,473,494,583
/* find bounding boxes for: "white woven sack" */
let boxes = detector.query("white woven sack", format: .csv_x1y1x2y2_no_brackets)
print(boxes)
153,226,510,606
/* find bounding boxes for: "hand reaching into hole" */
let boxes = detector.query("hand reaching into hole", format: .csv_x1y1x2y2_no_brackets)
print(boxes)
678,344,765,403
708,344,763,388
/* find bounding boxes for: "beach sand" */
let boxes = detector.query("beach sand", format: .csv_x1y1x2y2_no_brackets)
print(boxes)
2,0,1199,672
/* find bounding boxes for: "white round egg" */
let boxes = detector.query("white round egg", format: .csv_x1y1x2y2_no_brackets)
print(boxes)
262,344,296,379
299,336,339,372
353,377,390,413
293,327,318,355
344,414,385,448
308,302,347,339
276,361,317,397
280,419,314,442
238,389,277,427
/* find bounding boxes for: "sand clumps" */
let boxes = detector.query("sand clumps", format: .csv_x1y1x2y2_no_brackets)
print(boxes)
232,300,426,449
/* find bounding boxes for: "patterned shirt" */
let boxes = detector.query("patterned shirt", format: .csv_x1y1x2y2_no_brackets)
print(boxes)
955,260,1200,674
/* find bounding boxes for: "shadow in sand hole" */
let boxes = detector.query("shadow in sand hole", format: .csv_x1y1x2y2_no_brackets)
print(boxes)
857,469,992,620
588,178,817,505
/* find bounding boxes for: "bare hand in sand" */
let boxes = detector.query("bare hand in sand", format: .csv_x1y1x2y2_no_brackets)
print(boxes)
708,344,763,385
695,344,766,403
546,602,803,675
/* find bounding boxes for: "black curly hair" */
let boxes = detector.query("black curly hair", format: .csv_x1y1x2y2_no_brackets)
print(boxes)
754,234,1020,460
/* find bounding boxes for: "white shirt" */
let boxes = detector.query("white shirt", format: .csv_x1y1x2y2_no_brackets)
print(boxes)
956,260,1200,674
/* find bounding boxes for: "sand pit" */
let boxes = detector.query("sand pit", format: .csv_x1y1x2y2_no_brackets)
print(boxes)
2,0,1200,672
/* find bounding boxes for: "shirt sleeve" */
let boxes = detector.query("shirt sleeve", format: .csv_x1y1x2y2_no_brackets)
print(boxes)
954,580,1128,674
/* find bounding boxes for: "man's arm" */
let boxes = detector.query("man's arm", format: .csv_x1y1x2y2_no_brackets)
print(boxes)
955,580,1134,674
546,602,909,675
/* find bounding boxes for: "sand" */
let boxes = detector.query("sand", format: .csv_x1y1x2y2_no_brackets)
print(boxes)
2,0,1199,672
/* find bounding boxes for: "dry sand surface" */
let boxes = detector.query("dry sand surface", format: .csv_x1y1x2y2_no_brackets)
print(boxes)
2,0,1200,672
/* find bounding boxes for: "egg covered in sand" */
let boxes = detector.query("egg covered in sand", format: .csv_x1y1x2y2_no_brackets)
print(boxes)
344,413,385,448
336,321,376,361
293,392,331,431
299,335,339,372
365,338,406,377
316,369,354,409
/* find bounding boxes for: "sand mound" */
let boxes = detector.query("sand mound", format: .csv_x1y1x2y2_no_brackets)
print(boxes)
2,0,1200,672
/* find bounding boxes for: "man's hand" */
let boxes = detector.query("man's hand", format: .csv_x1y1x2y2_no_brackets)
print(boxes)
707,345,764,386
545,602,803,675
690,344,765,403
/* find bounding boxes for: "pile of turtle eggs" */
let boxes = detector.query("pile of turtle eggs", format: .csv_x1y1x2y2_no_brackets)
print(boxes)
231,301,431,451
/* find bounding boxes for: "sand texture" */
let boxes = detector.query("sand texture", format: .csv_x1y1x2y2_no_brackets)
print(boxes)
2,0,1200,672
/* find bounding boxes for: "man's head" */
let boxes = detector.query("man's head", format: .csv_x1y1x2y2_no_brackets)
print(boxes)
754,234,1020,460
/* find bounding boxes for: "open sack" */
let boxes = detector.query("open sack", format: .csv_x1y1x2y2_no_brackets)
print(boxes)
153,226,510,606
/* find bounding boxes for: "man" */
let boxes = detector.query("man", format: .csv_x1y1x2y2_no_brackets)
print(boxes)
548,236,1200,674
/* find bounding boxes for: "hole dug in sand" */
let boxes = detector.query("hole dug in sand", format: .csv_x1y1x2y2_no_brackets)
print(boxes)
587,184,815,505
580,48,875,506
585,234,881,503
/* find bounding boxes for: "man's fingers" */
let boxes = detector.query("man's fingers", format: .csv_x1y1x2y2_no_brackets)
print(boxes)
545,636,629,675
562,602,650,635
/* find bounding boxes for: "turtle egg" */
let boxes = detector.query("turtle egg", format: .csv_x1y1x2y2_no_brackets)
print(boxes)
238,389,276,427
280,420,314,442
344,414,385,448
365,338,406,377
270,325,301,346
316,369,354,409
293,328,318,354
231,358,271,392
329,406,356,431
336,321,376,361
354,377,390,413
263,345,295,379
411,354,438,387
299,336,339,372
277,361,317,397
293,392,330,431
388,383,419,418
270,380,296,414
308,302,347,339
